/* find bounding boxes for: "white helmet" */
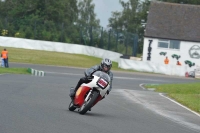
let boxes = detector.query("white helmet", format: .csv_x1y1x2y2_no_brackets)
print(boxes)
100,58,112,72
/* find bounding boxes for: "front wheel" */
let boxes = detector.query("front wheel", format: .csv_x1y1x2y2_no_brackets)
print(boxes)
79,91,99,115
68,101,76,111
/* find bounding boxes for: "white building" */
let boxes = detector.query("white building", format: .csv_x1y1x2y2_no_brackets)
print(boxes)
142,1,200,76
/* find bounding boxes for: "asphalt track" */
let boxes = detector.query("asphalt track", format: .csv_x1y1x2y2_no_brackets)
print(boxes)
0,63,200,133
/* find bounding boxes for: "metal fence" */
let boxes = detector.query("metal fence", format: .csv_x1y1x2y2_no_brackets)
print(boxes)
0,17,138,56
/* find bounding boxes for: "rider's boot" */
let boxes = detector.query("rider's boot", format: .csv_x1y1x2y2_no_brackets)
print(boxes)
69,87,76,98
69,84,80,98
70,78,84,98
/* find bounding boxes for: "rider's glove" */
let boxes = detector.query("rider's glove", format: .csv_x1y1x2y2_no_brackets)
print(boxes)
86,75,93,80
106,90,109,95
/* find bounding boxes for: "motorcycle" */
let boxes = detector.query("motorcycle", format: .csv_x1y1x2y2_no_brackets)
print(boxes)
68,70,110,115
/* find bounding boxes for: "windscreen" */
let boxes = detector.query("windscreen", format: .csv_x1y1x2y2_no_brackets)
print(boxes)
93,71,110,82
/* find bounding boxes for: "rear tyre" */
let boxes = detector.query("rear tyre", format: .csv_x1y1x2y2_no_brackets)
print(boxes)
79,91,99,115
68,101,76,111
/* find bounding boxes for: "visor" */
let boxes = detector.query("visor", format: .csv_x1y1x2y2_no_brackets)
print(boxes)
102,64,110,72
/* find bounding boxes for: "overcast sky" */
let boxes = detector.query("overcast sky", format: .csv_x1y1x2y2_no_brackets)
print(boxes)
92,0,129,28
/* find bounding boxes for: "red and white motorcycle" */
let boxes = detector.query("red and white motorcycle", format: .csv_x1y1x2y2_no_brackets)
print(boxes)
69,71,110,115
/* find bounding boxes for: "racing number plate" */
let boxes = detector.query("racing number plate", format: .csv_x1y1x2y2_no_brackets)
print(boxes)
97,78,108,89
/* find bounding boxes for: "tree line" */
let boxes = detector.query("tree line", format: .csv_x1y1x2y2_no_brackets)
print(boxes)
0,0,199,55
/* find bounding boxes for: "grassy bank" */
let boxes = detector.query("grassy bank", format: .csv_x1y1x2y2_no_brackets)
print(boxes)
0,46,136,72
145,83,200,113
0,67,30,74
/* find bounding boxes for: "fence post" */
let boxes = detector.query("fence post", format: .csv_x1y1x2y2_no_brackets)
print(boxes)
61,23,64,42
115,30,119,52
99,27,103,48
89,26,93,46
5,17,7,29
132,34,138,56
34,21,36,39
79,26,82,44
108,29,111,50
125,32,128,55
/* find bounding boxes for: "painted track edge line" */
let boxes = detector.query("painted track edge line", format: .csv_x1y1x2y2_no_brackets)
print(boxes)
159,93,200,117
139,83,146,90
0,73,9,75
139,83,200,117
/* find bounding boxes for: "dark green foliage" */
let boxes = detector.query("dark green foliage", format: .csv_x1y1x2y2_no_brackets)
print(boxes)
0,0,79,42
1,0,199,56
108,0,200,54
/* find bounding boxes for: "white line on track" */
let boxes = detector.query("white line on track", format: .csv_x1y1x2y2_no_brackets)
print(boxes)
0,74,8,75
45,71,82,76
140,83,200,117
159,93,200,117
114,76,167,82
139,83,147,90
45,71,167,82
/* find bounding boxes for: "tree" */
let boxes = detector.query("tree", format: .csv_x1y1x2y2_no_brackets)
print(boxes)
77,0,100,46
107,0,200,55
77,0,99,27
108,11,122,29
108,0,142,55
0,0,79,42
108,0,141,33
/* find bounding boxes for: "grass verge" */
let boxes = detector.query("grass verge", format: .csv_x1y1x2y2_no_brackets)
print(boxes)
0,46,137,72
0,67,30,74
145,83,200,113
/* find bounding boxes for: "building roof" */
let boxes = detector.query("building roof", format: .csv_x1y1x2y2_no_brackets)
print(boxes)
144,1,200,42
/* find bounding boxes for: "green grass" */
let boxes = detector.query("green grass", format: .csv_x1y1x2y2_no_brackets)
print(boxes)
0,46,138,72
0,67,30,74
145,83,200,113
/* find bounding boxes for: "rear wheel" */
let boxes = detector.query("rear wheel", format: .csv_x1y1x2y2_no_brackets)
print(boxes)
68,101,76,111
79,91,99,115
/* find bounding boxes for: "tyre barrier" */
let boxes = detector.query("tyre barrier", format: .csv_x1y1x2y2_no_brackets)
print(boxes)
27,68,45,77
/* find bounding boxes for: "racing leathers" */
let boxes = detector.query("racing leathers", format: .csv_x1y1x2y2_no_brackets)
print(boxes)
71,65,113,97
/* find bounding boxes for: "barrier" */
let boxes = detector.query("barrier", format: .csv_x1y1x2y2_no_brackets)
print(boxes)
195,66,200,79
27,68,45,77
0,36,122,62
118,58,195,77
0,36,197,77
0,58,4,67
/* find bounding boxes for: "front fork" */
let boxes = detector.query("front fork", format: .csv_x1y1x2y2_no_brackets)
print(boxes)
85,90,92,102
85,89,102,108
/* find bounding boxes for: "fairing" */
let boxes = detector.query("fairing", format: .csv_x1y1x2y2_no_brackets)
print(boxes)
73,71,110,108
74,86,90,106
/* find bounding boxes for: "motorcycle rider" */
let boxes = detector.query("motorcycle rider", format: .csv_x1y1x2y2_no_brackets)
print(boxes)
70,58,113,98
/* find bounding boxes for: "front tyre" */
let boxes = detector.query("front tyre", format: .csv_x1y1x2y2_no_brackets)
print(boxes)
68,101,76,111
79,91,99,115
